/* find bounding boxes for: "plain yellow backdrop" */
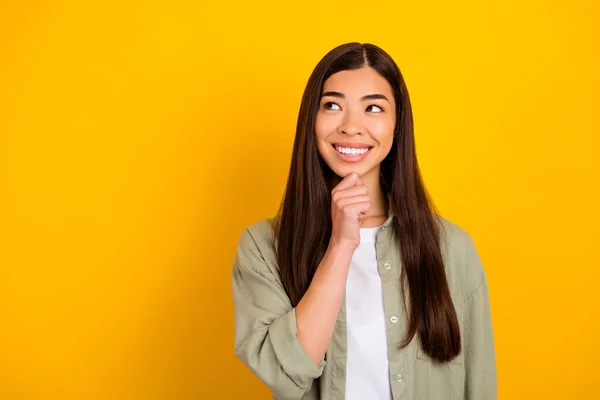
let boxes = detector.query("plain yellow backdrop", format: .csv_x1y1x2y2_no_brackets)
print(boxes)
1,0,599,399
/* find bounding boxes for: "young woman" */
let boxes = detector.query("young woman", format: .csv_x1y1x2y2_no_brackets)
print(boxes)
232,42,497,400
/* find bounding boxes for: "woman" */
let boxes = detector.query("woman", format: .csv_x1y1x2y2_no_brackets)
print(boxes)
232,42,497,400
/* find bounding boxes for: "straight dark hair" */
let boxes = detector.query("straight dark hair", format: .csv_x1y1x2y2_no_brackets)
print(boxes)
274,42,460,363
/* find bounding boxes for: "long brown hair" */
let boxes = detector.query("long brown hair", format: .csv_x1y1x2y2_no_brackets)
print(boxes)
274,42,461,363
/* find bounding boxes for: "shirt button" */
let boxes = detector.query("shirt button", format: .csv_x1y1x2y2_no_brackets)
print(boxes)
383,262,391,270
394,373,403,382
390,315,398,324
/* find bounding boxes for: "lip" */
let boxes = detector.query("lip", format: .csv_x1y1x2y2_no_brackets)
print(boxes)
332,142,372,149
331,143,372,163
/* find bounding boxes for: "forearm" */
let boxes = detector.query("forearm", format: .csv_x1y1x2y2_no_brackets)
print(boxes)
295,243,354,365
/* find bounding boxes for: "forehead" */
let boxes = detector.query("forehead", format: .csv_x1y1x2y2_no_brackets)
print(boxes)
322,66,393,97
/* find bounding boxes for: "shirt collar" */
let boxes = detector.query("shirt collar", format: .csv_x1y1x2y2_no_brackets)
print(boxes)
381,192,395,228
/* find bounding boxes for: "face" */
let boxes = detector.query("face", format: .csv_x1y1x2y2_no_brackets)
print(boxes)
315,66,396,181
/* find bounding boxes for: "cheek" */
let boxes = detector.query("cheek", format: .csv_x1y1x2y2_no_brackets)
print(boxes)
315,113,337,140
369,117,395,148
315,114,341,156
315,115,332,155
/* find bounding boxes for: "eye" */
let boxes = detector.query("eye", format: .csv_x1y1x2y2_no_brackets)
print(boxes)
366,104,383,113
324,102,341,111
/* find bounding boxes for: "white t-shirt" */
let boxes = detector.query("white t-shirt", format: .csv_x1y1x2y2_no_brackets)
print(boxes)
345,224,392,400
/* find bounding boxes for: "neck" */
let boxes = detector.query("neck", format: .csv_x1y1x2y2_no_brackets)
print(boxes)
359,166,388,227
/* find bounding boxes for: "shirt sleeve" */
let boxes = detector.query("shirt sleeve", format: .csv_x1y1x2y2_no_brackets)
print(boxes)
232,227,325,400
463,238,498,400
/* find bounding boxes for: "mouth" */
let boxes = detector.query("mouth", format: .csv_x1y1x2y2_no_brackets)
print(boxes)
330,143,373,163
331,143,373,157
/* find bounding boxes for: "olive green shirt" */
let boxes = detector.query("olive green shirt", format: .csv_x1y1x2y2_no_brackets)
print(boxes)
232,214,497,400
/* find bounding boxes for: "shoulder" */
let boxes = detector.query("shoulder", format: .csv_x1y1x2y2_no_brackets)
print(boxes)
436,216,485,300
238,217,277,250
437,216,476,253
234,217,279,274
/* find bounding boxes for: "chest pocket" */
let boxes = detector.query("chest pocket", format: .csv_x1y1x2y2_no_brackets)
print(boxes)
416,302,464,365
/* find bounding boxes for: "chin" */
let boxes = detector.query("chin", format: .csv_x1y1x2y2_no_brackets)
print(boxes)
329,163,369,178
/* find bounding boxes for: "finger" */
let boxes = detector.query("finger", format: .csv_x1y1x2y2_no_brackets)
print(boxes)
332,185,368,201
337,195,370,209
345,201,371,219
332,172,358,195
353,173,363,187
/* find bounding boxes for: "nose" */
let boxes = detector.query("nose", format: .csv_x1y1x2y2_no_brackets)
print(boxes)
339,112,363,136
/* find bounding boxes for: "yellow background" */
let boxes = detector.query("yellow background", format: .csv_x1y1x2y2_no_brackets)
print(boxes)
1,0,599,399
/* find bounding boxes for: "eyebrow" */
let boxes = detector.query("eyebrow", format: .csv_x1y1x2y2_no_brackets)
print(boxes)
321,91,390,102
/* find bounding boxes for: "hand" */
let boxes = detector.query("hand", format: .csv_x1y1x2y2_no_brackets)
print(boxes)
329,172,370,251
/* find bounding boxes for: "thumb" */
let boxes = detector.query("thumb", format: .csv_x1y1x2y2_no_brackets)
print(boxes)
353,173,363,186
334,172,359,193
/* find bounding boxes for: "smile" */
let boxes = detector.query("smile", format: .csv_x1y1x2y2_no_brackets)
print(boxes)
331,144,373,163
334,145,370,156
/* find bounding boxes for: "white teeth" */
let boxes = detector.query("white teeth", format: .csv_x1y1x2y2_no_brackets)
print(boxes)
335,145,369,156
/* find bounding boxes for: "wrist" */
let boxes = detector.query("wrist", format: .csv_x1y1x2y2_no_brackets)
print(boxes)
327,240,357,260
